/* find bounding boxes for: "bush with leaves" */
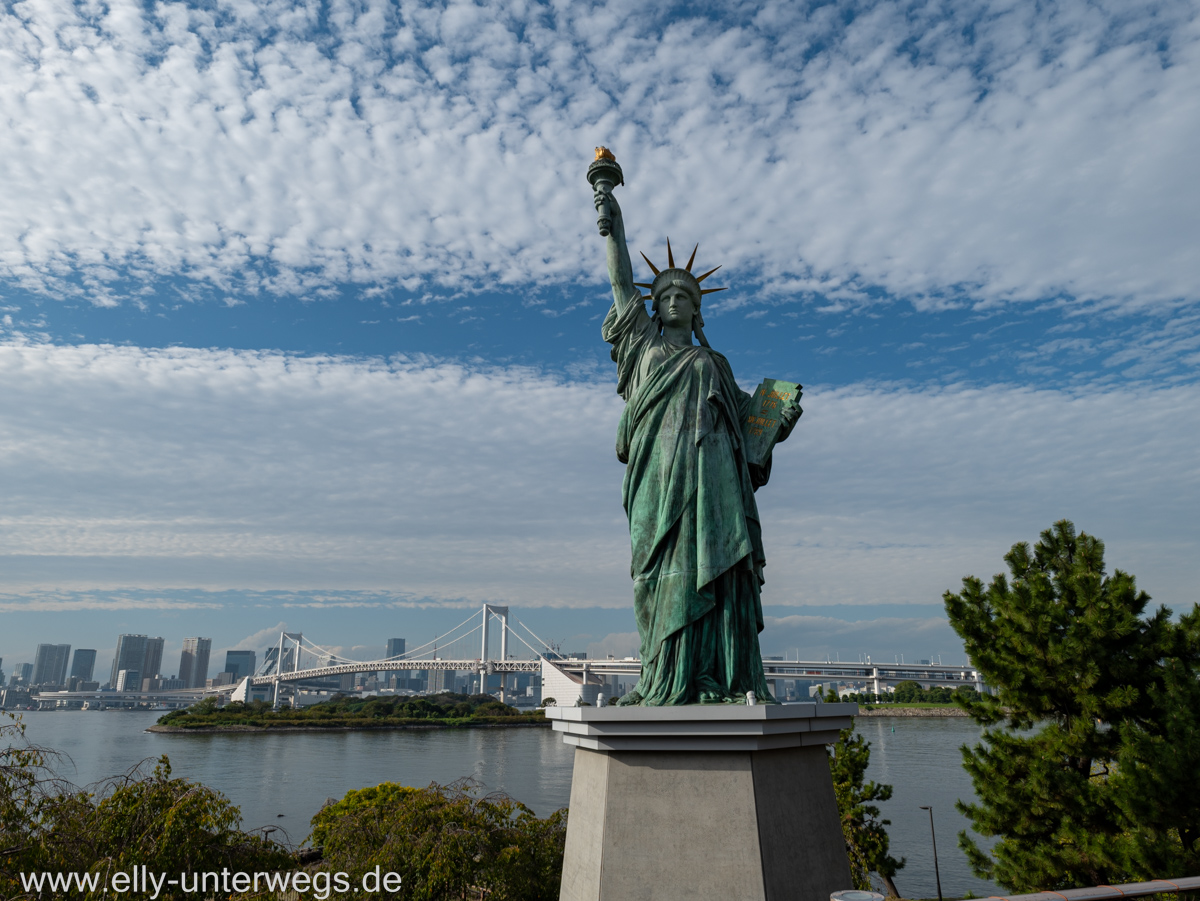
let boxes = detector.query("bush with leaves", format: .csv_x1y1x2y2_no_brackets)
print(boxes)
945,519,1200,891
308,780,565,901
1,718,292,901
1,714,68,897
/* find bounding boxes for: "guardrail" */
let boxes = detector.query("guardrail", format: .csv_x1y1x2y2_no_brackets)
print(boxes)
985,877,1200,901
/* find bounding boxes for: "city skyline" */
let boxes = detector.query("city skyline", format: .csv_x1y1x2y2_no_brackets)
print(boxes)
2,0,1198,666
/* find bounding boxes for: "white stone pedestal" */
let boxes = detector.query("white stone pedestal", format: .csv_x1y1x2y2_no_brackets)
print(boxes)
546,703,857,901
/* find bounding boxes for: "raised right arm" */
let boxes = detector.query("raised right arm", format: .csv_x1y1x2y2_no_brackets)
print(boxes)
595,185,639,314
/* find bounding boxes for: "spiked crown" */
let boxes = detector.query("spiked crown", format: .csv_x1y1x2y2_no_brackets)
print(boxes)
634,239,727,308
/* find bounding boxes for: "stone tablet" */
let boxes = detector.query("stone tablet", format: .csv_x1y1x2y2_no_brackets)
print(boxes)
743,378,802,468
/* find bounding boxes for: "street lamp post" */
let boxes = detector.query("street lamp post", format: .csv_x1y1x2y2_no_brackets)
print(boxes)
919,805,943,901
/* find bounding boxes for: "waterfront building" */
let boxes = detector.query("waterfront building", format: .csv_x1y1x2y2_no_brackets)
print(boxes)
143,637,165,683
32,644,72,688
115,669,141,691
110,635,147,687
110,635,165,688
0,687,31,707
70,649,97,681
178,638,212,689
224,650,257,681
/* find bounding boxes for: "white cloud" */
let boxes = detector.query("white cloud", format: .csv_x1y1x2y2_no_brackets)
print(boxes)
0,340,633,605
586,631,641,660
1,340,1197,639
0,0,1197,313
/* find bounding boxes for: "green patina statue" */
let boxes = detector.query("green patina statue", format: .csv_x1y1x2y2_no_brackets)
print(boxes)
588,149,803,706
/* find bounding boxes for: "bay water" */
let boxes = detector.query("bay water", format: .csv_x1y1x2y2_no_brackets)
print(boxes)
9,710,998,899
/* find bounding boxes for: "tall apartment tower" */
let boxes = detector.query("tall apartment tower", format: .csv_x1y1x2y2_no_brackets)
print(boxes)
70,649,97,682
32,644,72,687
109,635,166,688
178,638,212,689
111,635,147,688
224,650,257,681
142,637,165,682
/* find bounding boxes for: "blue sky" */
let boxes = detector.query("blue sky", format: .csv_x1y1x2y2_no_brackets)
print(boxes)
2,0,1198,681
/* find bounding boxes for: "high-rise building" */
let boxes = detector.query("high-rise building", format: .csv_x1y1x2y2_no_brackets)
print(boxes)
111,635,147,688
70,649,97,682
224,650,257,681
429,668,455,693
32,644,71,687
115,669,141,692
178,638,212,689
15,663,33,685
383,638,405,681
142,637,165,682
109,635,165,687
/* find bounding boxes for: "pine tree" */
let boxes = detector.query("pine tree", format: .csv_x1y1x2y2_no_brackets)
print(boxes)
826,688,905,897
944,520,1200,891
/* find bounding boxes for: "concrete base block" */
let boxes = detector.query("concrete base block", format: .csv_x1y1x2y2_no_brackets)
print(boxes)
557,738,852,901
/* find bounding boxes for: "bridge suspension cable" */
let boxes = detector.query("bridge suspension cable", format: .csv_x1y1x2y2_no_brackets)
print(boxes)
284,607,490,670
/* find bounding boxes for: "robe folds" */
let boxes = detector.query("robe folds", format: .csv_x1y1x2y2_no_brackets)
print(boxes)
603,297,775,705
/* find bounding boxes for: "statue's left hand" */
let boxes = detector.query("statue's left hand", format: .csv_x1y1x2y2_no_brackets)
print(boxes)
777,396,804,442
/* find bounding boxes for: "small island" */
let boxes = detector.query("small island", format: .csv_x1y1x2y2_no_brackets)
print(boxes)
149,692,550,733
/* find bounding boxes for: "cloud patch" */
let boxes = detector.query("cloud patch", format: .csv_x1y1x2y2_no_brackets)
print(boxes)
1,340,1197,634
0,0,1197,315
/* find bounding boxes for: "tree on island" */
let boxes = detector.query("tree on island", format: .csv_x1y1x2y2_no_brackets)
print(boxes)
945,520,1200,891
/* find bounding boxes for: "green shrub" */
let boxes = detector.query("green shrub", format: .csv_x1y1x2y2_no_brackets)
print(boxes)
308,781,565,901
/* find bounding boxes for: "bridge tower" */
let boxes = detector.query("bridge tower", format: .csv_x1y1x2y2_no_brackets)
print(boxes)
481,605,510,699
271,631,304,709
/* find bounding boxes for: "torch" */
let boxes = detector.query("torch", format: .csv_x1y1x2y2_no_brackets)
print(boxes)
586,147,624,237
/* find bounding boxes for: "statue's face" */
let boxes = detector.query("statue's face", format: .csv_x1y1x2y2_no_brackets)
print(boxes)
657,285,697,329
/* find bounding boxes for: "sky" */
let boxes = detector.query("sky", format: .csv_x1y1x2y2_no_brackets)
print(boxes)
2,0,1198,683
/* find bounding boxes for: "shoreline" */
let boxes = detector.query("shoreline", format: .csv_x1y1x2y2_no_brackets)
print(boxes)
148,719,553,734
855,706,968,717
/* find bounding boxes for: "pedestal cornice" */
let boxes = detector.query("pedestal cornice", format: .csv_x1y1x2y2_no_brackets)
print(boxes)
544,702,858,752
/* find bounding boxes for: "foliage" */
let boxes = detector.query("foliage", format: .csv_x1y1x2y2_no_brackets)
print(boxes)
824,691,904,896
845,684,979,706
945,519,1200,891
1,719,291,901
308,780,566,901
157,692,545,730
0,714,67,895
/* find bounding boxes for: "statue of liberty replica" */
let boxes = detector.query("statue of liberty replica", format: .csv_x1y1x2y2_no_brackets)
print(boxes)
588,149,803,706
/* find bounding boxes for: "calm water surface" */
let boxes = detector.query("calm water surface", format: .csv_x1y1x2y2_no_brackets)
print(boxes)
10,710,998,898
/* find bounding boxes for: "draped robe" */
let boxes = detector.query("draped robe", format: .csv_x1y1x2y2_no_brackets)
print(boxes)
603,296,775,705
